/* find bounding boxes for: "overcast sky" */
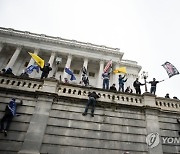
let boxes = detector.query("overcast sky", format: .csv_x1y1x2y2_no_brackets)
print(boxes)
0,0,180,98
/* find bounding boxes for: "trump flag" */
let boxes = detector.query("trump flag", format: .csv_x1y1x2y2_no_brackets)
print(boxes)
162,61,179,78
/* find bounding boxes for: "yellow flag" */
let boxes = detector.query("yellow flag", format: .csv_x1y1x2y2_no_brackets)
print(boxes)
28,52,44,68
113,67,127,74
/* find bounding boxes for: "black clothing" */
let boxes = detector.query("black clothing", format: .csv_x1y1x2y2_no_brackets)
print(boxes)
133,80,144,94
110,86,117,92
83,92,100,116
0,100,22,134
165,94,170,98
41,65,52,79
88,92,100,99
5,68,14,76
20,72,29,78
149,81,160,94
0,106,13,131
125,88,133,93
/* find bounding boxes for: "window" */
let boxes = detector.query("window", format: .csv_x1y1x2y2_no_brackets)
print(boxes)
73,70,80,74
57,67,64,72
24,62,29,67
89,72,95,77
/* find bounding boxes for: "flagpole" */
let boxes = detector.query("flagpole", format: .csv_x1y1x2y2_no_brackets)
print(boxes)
141,71,148,92
52,57,62,79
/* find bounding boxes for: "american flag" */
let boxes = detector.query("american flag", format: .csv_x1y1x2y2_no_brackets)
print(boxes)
104,60,112,73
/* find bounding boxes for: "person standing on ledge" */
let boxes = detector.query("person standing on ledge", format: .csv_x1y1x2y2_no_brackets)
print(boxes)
133,78,144,94
0,98,23,136
118,74,128,92
82,91,100,117
40,63,52,79
148,78,164,95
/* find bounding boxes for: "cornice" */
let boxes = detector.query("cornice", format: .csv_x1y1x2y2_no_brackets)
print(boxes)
0,27,123,56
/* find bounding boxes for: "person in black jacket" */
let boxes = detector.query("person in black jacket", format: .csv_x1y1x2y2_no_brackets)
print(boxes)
40,63,52,79
82,91,100,117
0,98,23,136
148,78,164,95
133,78,144,94
110,84,117,92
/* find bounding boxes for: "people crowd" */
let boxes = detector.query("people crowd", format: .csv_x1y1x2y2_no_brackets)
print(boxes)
0,65,175,98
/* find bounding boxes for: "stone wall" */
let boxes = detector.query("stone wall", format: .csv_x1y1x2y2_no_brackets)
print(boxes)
0,75,179,154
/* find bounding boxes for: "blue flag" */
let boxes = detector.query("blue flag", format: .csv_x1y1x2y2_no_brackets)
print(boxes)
26,65,39,74
65,68,76,81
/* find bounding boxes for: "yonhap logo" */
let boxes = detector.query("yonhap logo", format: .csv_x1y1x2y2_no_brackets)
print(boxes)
146,132,160,148
146,132,180,148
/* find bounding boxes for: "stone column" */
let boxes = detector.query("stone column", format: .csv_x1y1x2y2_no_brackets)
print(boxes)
48,52,56,67
97,60,104,88
5,46,22,69
63,54,72,80
27,49,39,67
0,43,4,52
83,58,88,69
113,63,120,89
143,93,163,154
48,52,56,78
18,94,54,154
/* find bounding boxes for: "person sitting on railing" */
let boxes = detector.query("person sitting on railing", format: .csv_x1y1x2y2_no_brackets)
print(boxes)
20,70,29,78
110,84,117,92
118,75,128,92
173,96,179,100
0,98,23,136
133,78,144,94
0,68,6,75
40,63,52,79
82,91,100,117
4,68,14,76
125,86,133,93
165,93,170,98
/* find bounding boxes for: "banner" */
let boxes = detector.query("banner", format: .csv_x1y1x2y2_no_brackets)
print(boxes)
162,61,179,78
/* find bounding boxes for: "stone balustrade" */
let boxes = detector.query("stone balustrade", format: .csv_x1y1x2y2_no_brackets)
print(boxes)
0,74,179,112
58,84,143,108
155,97,180,112
0,75,43,92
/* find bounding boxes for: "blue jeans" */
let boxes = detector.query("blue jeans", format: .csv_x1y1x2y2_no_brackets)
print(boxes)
103,78,109,90
84,97,96,114
119,84,124,92
150,86,156,94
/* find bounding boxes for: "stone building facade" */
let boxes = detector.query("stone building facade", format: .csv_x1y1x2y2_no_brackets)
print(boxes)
0,75,179,154
0,27,141,90
0,27,179,154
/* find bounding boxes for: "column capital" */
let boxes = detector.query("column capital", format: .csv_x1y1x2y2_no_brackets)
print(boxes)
67,54,72,58
99,60,104,64
16,46,22,50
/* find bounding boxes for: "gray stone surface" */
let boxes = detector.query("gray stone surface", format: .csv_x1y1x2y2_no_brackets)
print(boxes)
0,81,179,154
